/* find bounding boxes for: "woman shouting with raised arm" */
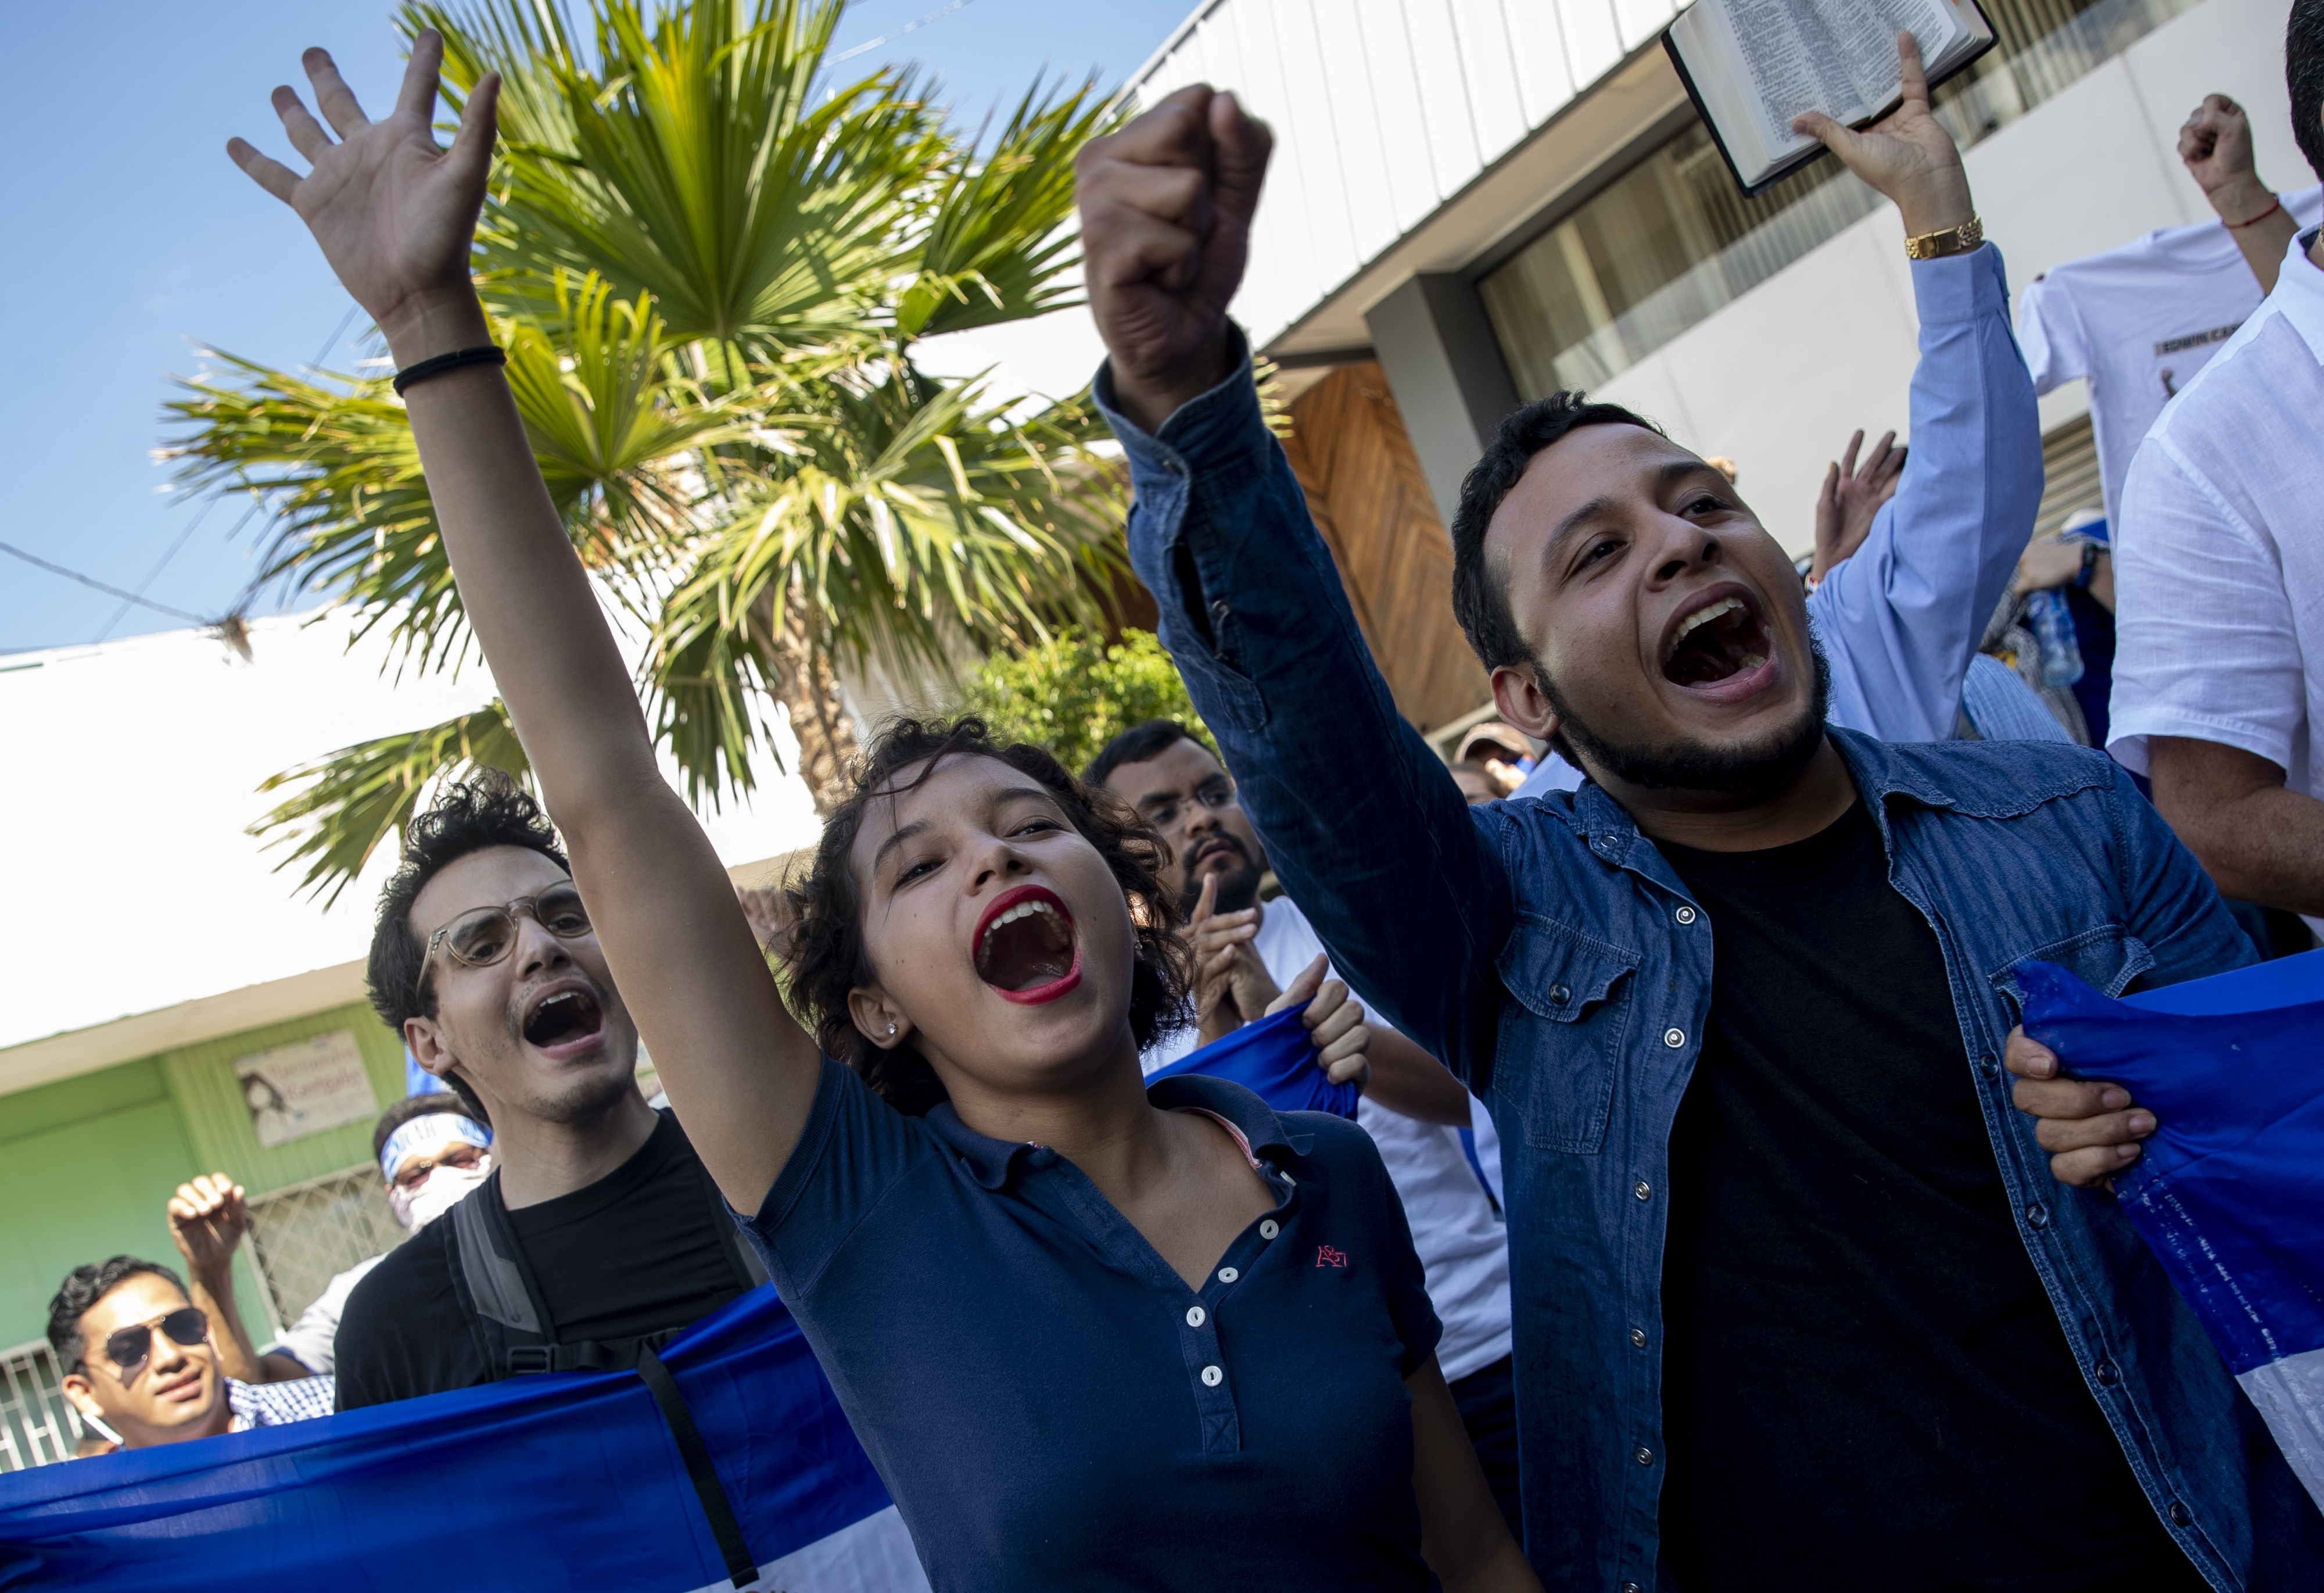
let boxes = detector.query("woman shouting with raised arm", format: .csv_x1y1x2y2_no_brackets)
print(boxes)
228,35,1536,1593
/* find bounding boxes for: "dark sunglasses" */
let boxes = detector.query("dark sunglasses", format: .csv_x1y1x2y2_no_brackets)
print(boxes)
414,882,593,996
98,1306,208,1373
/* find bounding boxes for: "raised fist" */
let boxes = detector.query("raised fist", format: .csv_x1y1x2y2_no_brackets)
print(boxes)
167,1173,252,1277
2178,95,2272,224
1075,84,1272,433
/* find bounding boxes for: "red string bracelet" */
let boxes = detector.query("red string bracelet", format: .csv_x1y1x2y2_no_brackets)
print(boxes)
2226,195,2284,231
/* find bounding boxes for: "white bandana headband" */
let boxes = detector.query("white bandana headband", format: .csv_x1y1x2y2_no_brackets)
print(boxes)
379,1112,493,1182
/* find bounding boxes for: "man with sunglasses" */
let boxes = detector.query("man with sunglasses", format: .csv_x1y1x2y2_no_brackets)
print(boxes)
331,775,771,1412
48,1256,333,1455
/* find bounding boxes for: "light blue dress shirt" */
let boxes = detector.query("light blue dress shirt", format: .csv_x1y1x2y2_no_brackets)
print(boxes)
1519,243,2040,797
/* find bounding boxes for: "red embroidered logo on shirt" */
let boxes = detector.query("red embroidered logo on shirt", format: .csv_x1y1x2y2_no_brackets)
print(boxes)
1315,1244,1347,1268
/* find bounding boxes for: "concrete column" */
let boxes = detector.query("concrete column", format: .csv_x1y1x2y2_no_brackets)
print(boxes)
1363,273,1525,527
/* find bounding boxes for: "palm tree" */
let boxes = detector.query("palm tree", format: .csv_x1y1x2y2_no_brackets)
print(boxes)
164,0,1126,902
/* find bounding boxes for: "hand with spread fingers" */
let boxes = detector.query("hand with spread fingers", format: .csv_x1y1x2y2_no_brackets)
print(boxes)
167,1173,252,1278
1075,82,1274,434
226,31,501,363
1189,872,1281,1046
2004,1025,2157,1188
1812,428,1906,581
1269,954,1371,1091
1792,31,1973,239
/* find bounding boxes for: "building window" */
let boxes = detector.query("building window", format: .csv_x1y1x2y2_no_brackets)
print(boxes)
1479,0,2206,397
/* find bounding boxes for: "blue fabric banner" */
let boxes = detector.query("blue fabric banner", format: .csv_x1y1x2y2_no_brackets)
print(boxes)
1146,1003,1360,1119
0,1286,921,1592
2019,948,2324,1506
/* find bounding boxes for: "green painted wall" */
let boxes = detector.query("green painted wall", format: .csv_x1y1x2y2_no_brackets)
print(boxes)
157,1003,407,1190
0,1065,200,1347
0,1001,406,1349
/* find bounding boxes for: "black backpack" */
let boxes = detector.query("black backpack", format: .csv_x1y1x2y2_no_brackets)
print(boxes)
443,1122,773,1588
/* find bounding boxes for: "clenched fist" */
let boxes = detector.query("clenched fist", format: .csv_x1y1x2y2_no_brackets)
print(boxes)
1075,84,1272,434
167,1173,252,1278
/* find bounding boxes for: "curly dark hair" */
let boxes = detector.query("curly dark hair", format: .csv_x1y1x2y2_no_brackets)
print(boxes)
48,1256,186,1372
365,773,568,1125
781,718,1192,1115
1448,392,1663,673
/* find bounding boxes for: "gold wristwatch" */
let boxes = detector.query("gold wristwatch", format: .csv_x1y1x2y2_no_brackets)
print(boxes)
1905,214,1984,260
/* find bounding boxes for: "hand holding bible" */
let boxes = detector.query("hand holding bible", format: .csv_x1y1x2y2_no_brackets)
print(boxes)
1791,32,1972,238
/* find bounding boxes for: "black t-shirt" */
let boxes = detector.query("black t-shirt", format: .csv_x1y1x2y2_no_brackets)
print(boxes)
335,1111,751,1411
1654,801,2201,1593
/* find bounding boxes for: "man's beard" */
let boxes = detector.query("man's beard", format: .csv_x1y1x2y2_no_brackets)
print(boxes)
1175,835,1264,917
1537,638,1832,801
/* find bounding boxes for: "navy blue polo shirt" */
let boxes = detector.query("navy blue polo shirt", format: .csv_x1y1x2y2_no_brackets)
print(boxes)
741,1057,1444,1592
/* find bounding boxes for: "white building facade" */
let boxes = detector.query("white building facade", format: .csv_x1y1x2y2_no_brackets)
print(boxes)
1128,0,2304,554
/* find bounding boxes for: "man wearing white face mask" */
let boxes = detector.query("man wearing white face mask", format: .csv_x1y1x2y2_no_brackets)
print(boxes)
167,1094,497,1384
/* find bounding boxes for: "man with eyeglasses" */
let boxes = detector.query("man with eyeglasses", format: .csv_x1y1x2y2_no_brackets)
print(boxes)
1085,721,1526,1535
48,1256,333,1455
330,774,769,1411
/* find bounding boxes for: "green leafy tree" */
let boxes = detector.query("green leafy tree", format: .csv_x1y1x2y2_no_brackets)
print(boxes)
962,628,1212,778
164,0,1127,901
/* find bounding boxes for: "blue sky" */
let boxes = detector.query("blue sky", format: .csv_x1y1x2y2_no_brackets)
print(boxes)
0,0,1190,654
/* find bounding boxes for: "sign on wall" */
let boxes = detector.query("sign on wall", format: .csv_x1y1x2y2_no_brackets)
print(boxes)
234,1030,377,1149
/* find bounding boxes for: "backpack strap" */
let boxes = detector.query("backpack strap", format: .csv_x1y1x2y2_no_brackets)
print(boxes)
637,1341,762,1590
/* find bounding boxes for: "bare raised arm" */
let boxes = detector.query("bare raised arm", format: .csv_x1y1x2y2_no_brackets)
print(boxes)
228,34,819,1212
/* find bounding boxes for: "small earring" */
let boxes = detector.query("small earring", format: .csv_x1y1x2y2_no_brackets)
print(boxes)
885,1022,897,1036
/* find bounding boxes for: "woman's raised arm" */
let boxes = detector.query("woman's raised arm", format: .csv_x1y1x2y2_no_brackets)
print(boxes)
229,34,820,1211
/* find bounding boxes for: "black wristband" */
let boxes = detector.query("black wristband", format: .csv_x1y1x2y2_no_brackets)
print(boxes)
392,344,507,396
2075,539,2100,589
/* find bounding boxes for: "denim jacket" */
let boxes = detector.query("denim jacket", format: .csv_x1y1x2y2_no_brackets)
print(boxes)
1095,351,2324,1590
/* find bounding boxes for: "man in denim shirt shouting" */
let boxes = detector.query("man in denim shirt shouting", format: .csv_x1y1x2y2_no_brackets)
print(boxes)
1073,33,2323,1593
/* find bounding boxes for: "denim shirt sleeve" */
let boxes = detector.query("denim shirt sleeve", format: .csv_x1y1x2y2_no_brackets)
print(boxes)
1810,244,2042,744
1093,333,1515,1082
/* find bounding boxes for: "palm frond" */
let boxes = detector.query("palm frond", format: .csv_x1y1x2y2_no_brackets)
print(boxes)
896,74,1117,340
419,0,927,356
162,278,737,673
647,366,1127,800
250,701,533,903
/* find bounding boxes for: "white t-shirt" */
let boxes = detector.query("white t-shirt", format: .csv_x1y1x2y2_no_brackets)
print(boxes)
1143,897,1514,1383
2111,230,2324,937
2017,188,2323,525
268,1253,385,1374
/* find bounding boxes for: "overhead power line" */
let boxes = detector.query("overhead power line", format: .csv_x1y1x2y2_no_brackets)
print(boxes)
0,539,213,628
831,0,981,63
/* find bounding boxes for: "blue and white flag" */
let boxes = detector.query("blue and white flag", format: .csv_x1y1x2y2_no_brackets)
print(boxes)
2020,948,2324,1506
1146,1003,1360,1118
0,1285,927,1592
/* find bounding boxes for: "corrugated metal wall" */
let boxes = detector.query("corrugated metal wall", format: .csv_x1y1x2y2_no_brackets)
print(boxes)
1131,0,1680,348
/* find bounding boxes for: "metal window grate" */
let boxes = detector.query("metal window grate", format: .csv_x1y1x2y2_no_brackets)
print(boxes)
245,1164,408,1330
1,1337,83,1472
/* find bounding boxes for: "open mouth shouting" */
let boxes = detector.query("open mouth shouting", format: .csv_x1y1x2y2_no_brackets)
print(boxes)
1659,584,1780,703
973,885,1083,1005
520,978,608,1059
